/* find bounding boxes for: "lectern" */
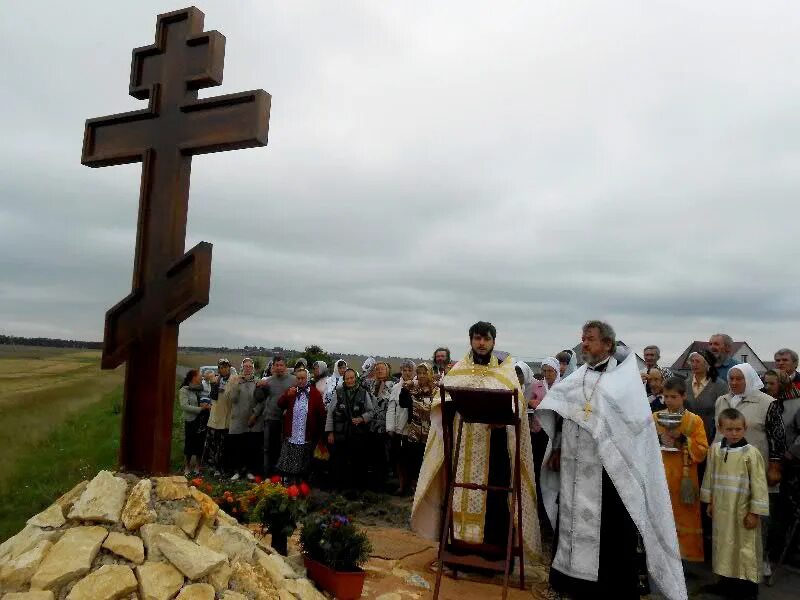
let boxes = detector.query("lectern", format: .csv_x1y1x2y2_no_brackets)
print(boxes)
433,385,525,600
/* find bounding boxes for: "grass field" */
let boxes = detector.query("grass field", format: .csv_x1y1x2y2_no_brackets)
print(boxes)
0,346,195,540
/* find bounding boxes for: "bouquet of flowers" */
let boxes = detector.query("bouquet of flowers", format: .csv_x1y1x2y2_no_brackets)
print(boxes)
190,476,259,523
299,511,372,572
250,476,311,554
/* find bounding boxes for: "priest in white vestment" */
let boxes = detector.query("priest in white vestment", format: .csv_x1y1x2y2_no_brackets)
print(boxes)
411,321,542,566
537,321,687,600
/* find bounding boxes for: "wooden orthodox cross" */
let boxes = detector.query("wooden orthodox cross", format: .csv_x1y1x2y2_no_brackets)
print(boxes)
81,7,270,474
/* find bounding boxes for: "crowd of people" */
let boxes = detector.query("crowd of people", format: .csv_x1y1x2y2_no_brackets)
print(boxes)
176,329,800,599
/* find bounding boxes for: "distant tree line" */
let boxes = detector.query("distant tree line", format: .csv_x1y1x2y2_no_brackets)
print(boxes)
0,334,103,349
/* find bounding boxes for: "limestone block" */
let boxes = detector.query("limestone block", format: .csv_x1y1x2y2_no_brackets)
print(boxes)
153,478,189,501
0,526,62,562
66,564,137,600
29,526,108,592
2,591,56,600
254,549,294,586
229,559,280,600
0,540,53,592
173,509,202,538
188,488,218,520
157,534,226,580
26,504,65,529
68,471,128,524
102,532,145,564
174,583,215,600
193,526,217,551
221,592,247,600
54,481,89,514
207,562,231,593
280,578,326,600
209,526,256,562
215,510,238,527
121,480,157,532
139,524,186,562
135,562,184,600
277,590,295,600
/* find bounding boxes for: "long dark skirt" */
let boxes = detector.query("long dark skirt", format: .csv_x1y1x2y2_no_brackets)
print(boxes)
203,427,227,472
330,434,369,490
184,419,206,458
277,440,313,477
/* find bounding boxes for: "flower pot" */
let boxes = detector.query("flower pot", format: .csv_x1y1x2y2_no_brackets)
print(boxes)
303,556,366,599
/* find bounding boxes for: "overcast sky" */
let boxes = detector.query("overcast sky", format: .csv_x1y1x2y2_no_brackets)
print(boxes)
2,1,800,365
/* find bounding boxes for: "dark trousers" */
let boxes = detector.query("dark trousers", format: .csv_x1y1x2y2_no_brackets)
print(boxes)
263,420,283,477
368,433,390,490
247,431,264,476
226,433,247,474
531,429,551,536
484,427,511,549
331,434,369,490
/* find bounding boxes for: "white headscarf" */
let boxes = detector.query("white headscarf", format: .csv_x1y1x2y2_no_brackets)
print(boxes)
562,349,578,377
323,359,348,408
541,356,562,392
361,357,376,379
514,361,535,398
727,363,764,408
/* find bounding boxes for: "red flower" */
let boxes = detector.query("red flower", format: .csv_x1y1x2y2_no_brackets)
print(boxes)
191,477,203,487
203,483,213,493
287,485,299,498
270,475,282,484
254,475,263,484
299,482,311,497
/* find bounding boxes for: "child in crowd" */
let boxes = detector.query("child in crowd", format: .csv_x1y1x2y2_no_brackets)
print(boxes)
654,377,708,562
701,408,770,599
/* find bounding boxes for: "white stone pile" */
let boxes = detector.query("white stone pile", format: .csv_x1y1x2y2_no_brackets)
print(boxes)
0,471,326,600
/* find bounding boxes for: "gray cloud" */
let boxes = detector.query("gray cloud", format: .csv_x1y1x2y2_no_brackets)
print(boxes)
2,1,800,366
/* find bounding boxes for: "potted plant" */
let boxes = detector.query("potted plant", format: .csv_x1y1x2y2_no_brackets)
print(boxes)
299,511,372,599
250,477,310,555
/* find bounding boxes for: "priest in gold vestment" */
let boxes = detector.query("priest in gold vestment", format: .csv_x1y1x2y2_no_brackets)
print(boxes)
410,321,542,565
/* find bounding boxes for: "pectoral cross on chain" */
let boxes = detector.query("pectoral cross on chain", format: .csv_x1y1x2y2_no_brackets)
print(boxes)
81,7,270,474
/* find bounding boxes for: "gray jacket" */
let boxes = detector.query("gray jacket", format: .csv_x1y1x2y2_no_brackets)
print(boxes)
254,373,297,422
686,376,729,444
179,385,205,423
227,376,259,434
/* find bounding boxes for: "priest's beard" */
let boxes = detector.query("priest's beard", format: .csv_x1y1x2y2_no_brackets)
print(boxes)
582,350,609,366
472,344,495,365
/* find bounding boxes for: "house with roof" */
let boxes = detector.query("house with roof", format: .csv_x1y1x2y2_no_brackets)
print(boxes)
670,341,768,378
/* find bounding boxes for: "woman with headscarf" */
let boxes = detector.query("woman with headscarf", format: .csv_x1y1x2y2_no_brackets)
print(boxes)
556,349,577,378
323,359,347,409
366,361,394,491
530,357,561,532
762,369,800,569
399,363,436,493
387,360,416,495
276,367,326,483
312,361,329,396
715,363,787,578
178,369,211,476
326,368,374,490
685,349,729,445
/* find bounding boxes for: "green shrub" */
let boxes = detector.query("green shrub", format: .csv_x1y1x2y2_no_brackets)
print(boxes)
299,512,372,572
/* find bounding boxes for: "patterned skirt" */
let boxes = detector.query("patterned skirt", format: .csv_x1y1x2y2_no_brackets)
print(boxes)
276,441,313,475
203,427,227,470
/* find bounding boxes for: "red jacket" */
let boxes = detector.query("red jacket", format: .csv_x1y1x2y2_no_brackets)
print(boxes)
277,386,326,444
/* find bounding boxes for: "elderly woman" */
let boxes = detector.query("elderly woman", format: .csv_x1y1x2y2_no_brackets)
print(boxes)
312,361,329,396
179,369,211,476
685,349,729,445
715,363,787,577
276,368,326,483
762,369,800,567
556,349,577,378
323,359,348,409
398,363,435,490
387,360,416,495
326,368,374,490
366,361,394,490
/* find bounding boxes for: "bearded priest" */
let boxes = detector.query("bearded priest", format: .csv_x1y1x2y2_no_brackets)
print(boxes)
411,321,542,567
537,320,687,600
